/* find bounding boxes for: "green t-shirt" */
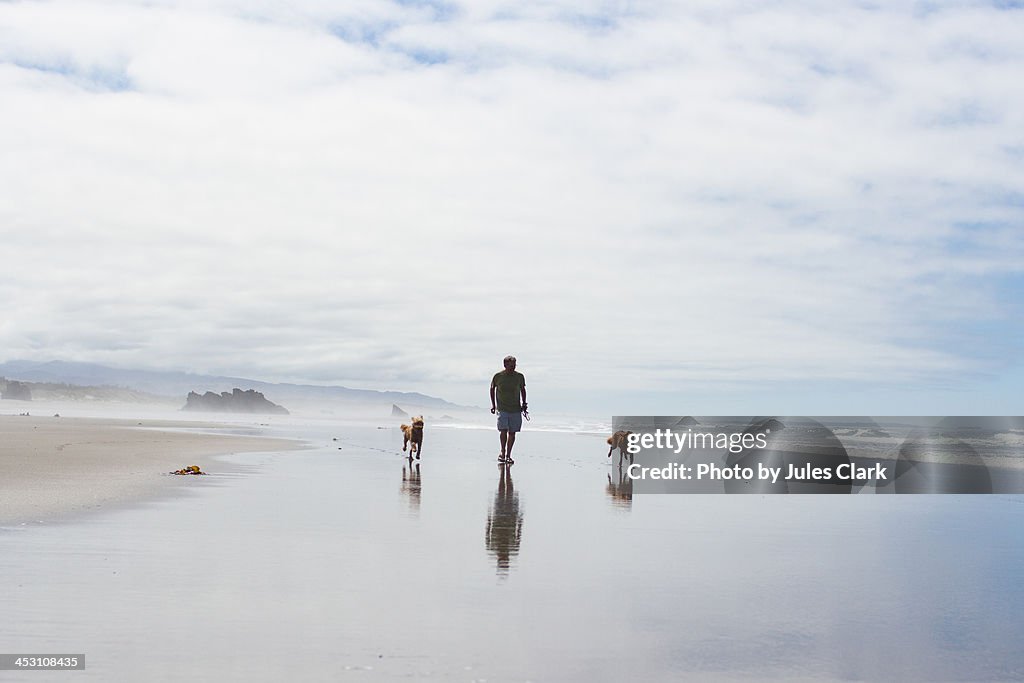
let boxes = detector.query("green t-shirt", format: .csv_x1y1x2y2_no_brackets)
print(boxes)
492,370,526,413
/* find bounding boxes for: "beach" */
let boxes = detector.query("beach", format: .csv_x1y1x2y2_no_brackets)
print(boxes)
2,414,1024,681
0,414,301,525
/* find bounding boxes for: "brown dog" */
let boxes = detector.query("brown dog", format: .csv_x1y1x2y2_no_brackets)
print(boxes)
607,430,633,466
401,416,425,459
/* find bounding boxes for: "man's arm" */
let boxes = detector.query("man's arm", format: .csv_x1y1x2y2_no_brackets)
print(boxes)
520,377,527,412
490,381,497,414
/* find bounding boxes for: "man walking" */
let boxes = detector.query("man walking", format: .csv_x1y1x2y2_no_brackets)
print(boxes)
490,355,527,464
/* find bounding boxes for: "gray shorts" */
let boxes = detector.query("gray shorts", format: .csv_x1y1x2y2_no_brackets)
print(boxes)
497,411,523,433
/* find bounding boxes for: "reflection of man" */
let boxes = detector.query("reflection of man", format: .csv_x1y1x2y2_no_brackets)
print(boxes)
490,355,527,464
485,465,524,574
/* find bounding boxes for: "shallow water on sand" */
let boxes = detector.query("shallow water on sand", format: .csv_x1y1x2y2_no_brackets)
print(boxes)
2,419,1024,682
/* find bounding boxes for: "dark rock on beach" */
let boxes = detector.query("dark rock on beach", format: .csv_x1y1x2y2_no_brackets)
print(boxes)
183,388,289,414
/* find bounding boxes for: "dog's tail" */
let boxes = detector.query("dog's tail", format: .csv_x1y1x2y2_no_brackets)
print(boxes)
401,424,410,431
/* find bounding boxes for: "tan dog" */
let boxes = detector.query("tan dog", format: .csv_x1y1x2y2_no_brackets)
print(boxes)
401,416,425,459
607,430,634,466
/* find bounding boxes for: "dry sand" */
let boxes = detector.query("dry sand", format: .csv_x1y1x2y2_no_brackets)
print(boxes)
0,415,301,525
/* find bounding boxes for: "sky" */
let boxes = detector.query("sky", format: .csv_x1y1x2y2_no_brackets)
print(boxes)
1,0,1022,415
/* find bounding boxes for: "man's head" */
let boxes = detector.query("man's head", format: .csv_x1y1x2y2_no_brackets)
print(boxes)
503,355,517,370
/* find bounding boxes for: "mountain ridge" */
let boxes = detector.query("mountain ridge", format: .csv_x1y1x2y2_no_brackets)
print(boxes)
0,360,473,411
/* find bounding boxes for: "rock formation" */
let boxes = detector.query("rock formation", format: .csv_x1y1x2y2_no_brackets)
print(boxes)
0,378,32,401
182,388,289,414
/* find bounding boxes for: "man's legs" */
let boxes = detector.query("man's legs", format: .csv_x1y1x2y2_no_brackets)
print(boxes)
497,412,521,462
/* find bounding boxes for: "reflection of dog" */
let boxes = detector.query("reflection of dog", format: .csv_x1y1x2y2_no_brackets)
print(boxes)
607,430,633,466
401,463,421,514
401,417,425,459
606,469,633,510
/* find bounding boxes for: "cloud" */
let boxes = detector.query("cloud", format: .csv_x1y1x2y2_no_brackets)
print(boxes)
1,0,1022,409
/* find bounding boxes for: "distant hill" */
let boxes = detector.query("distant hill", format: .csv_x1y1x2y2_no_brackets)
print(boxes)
0,360,472,411
1,375,173,403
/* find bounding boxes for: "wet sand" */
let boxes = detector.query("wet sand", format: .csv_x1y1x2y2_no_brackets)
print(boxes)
3,418,1024,681
0,415,301,524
